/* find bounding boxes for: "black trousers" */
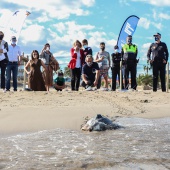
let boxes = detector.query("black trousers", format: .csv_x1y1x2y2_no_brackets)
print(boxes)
0,59,8,89
81,78,95,88
97,75,101,89
111,66,123,90
152,62,166,91
124,61,137,90
70,68,81,91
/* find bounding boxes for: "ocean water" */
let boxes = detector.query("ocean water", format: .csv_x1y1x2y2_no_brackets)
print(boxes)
0,117,169,170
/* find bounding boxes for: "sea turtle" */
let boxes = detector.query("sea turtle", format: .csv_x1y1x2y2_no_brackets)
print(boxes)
81,114,122,131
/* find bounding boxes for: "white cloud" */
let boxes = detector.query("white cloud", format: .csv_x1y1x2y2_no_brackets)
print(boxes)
1,0,95,19
159,13,170,20
138,17,150,29
142,43,151,49
20,24,45,44
37,12,50,23
0,9,13,31
151,22,162,30
81,0,95,7
138,17,162,30
53,22,66,34
119,0,130,6
53,51,70,57
131,0,170,6
53,21,95,41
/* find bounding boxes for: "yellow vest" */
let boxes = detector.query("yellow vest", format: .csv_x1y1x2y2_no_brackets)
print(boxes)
122,44,137,60
123,44,137,53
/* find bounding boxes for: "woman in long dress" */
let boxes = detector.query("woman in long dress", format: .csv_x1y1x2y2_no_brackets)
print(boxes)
24,50,46,91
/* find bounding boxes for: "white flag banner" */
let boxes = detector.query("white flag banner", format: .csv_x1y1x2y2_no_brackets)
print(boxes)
4,10,30,44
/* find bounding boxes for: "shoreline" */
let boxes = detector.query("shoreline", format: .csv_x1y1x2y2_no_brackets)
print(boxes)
0,88,170,137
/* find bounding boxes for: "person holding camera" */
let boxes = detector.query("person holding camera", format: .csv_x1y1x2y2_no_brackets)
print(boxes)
40,43,58,91
68,40,85,91
147,32,169,92
121,35,138,90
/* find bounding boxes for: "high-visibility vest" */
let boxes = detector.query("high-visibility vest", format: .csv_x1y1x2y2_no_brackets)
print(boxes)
123,44,137,53
122,44,137,60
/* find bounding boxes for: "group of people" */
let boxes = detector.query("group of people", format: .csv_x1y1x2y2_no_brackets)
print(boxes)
68,33,169,92
0,30,169,92
0,31,61,92
0,32,22,92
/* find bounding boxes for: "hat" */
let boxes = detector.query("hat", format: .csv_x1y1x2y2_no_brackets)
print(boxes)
153,32,161,37
114,45,119,49
11,36,17,40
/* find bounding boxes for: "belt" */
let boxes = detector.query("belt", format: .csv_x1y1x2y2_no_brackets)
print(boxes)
9,61,18,63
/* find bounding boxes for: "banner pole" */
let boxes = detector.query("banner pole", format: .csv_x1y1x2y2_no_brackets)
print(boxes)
166,62,169,93
120,60,122,90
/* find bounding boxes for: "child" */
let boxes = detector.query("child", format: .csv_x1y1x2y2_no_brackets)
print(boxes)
54,70,65,91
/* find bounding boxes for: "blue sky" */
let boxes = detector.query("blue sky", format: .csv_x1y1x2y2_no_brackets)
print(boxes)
0,0,170,75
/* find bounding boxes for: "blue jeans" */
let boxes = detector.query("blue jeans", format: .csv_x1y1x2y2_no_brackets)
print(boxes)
6,62,18,90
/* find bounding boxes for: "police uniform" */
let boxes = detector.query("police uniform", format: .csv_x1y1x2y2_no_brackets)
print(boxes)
111,52,123,90
147,41,169,92
121,43,138,90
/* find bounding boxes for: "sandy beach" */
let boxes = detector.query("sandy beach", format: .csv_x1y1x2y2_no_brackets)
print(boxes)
0,87,169,136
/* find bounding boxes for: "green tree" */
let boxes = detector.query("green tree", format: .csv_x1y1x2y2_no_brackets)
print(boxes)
143,61,152,75
64,67,71,77
137,74,152,86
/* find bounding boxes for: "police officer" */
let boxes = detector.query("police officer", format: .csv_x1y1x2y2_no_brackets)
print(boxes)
121,35,138,90
147,33,169,92
111,45,123,91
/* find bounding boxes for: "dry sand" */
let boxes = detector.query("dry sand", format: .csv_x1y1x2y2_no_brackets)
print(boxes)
0,87,170,136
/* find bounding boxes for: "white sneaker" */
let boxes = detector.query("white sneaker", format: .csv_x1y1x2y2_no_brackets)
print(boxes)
86,86,92,91
102,87,108,91
92,87,97,91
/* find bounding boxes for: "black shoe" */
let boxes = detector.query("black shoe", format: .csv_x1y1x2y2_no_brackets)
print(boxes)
14,89,17,91
153,90,157,92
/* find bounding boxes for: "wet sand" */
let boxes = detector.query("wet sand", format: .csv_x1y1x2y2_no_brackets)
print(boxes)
0,88,169,136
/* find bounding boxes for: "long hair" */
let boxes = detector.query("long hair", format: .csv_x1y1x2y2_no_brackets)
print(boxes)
31,50,39,60
73,40,82,48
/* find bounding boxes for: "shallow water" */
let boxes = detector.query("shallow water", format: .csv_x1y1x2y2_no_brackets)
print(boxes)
0,117,169,170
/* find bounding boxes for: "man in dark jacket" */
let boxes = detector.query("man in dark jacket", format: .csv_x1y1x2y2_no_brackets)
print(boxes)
111,45,123,91
147,32,169,92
